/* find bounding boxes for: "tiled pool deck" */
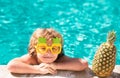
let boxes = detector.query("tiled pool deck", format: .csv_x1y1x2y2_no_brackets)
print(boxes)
0,65,120,78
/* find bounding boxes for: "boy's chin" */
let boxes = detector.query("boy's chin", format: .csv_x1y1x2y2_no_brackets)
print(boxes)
42,60,55,63
42,61,53,63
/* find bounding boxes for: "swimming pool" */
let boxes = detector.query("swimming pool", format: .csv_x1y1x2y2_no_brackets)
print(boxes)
0,0,120,65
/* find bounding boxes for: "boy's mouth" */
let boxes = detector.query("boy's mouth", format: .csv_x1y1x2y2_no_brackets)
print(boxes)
43,56,53,59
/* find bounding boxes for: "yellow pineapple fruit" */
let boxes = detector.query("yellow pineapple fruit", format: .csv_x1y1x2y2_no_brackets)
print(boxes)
92,30,116,77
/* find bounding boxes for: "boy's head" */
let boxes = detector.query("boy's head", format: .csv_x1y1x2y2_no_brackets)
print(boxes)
28,28,64,63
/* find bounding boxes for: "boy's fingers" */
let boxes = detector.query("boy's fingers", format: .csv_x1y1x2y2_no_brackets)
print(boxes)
48,67,57,75
49,63,56,70
38,63,57,74
39,64,45,68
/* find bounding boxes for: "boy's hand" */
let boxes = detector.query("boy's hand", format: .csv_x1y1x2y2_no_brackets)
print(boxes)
48,63,57,70
38,63,57,75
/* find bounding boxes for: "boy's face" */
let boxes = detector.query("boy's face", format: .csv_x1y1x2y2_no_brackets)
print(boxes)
37,51,58,63
36,38,61,63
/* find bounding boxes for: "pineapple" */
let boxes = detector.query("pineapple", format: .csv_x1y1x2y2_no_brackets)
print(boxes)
92,30,116,77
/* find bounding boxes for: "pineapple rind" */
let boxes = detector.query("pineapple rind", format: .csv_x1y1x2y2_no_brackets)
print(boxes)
92,43,116,77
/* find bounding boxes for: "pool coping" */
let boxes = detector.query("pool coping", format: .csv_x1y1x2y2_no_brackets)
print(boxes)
0,65,120,78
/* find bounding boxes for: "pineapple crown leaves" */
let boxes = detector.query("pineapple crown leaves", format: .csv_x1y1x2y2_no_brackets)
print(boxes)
53,37,61,43
38,37,61,44
107,30,116,43
38,37,46,43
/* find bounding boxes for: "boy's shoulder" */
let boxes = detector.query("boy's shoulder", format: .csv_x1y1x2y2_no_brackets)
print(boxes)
57,56,72,62
19,54,38,65
57,55,79,62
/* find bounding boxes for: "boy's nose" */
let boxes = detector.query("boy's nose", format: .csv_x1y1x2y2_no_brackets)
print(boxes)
46,48,52,54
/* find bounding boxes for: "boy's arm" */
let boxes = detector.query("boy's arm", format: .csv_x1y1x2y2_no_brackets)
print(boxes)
7,59,40,74
52,56,88,71
7,54,39,74
7,54,56,74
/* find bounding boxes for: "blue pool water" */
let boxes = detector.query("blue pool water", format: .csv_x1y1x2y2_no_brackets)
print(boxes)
0,0,120,65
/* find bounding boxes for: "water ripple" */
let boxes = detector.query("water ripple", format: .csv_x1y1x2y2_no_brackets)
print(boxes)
0,0,120,64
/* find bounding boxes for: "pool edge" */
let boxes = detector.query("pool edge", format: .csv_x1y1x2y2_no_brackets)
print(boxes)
0,65,120,78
